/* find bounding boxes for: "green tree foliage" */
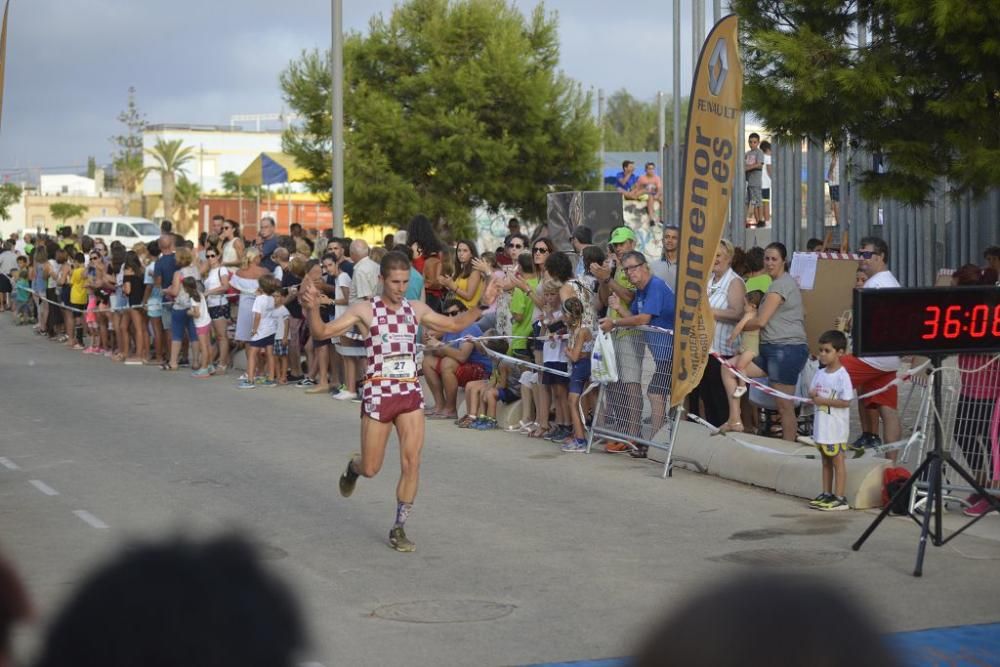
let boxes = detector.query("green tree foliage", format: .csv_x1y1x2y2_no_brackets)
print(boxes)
734,0,1000,204
49,202,89,230
145,138,196,224
602,89,681,152
220,170,259,197
0,183,22,221
173,175,202,235
281,0,600,235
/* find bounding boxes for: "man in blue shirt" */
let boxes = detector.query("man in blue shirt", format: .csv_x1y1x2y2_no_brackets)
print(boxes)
599,250,676,457
257,217,279,272
615,160,639,193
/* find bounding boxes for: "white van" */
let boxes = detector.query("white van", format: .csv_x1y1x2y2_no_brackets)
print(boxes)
85,216,161,248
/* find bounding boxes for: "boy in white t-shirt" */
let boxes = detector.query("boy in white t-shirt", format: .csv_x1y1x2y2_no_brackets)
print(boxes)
808,330,855,511
271,301,291,385
240,276,280,389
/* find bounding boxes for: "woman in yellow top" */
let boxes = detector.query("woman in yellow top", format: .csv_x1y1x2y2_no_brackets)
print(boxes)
439,239,483,310
68,252,89,350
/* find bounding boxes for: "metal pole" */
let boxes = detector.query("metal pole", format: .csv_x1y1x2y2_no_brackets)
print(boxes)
598,88,606,191
331,0,345,237
658,91,666,222
672,0,681,225
713,0,722,22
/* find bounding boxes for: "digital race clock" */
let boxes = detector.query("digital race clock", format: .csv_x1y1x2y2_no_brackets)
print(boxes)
852,286,1000,357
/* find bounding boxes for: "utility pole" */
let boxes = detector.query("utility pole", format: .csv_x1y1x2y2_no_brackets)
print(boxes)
331,0,345,236
672,0,681,225
598,88,605,191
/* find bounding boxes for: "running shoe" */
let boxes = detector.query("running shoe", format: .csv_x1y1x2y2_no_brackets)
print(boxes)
339,454,360,497
297,377,316,387
259,379,277,387
809,493,834,507
333,389,357,401
604,441,632,454
389,526,416,553
818,496,849,511
851,432,876,450
560,439,588,453
191,367,212,378
237,380,256,389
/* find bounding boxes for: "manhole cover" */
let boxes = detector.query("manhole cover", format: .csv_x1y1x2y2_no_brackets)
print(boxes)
710,548,849,567
372,600,516,623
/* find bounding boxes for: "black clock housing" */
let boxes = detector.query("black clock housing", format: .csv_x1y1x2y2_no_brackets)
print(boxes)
852,286,1000,357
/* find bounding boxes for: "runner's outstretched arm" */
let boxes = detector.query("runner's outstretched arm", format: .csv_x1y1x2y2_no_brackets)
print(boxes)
414,301,480,334
301,280,365,340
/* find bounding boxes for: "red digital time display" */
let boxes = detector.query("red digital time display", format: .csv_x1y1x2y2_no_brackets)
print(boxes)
853,286,1000,357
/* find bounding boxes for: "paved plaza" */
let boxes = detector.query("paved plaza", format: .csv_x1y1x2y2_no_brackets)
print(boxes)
2,322,999,666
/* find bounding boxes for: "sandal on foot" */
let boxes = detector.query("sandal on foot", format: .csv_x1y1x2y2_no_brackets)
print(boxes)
732,386,747,398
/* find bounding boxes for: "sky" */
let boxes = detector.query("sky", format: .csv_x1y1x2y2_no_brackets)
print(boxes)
0,0,717,178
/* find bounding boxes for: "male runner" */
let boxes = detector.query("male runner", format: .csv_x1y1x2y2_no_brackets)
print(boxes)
301,251,481,552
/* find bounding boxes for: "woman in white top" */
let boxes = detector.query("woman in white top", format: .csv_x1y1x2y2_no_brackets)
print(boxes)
230,247,270,344
220,220,245,269
202,249,232,373
705,239,747,432
163,247,203,371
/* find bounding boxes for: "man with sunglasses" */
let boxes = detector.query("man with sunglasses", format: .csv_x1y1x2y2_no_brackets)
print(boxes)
840,237,902,457
301,252,482,553
600,251,676,458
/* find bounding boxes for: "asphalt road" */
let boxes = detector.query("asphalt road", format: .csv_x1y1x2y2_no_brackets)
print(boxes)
2,321,999,666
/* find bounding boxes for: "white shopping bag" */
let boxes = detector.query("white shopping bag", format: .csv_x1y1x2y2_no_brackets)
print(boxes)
590,330,619,384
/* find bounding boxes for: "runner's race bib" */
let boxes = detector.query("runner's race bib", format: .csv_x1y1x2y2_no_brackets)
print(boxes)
383,355,416,380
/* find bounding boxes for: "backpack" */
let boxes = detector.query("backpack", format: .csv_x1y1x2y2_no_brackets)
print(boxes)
882,467,912,515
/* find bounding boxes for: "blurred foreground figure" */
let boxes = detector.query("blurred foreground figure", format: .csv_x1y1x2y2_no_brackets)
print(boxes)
34,534,305,667
0,550,32,667
633,573,897,667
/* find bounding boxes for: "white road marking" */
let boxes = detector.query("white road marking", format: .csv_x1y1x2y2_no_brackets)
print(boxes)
0,457,19,470
73,510,109,529
29,479,59,496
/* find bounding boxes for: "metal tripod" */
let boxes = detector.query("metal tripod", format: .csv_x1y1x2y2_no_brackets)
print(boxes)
851,356,1000,577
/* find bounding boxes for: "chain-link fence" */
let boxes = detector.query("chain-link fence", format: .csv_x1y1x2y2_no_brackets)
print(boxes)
587,326,681,478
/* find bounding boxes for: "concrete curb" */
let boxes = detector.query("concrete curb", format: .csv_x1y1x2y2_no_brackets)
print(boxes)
671,421,890,509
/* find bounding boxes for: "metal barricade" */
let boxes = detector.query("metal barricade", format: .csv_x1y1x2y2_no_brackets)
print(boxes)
586,326,682,478
911,354,1000,512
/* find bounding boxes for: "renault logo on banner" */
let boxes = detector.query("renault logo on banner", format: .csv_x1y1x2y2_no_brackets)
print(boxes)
707,37,729,96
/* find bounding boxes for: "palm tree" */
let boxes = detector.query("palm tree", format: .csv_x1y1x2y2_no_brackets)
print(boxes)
145,138,195,224
113,152,150,215
173,175,202,235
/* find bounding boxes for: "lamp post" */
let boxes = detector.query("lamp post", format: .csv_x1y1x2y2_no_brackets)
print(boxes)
331,0,345,237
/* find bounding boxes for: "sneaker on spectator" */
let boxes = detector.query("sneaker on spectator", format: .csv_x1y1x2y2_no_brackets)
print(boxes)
604,441,632,454
963,498,997,517
82,346,98,355
297,377,316,387
260,379,277,387
237,380,256,389
191,367,212,379
818,496,850,511
333,389,357,400
629,445,649,459
473,418,497,431
561,439,588,453
455,415,477,428
72,343,85,351
103,350,113,358
809,492,834,507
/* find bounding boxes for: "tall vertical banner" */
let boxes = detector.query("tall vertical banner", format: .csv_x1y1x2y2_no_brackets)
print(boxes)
671,15,743,408
0,0,9,131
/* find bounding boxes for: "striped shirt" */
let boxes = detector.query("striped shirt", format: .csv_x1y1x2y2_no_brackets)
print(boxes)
709,268,744,357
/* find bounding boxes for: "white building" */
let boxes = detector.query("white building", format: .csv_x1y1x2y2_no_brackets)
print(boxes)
39,174,97,197
142,124,285,195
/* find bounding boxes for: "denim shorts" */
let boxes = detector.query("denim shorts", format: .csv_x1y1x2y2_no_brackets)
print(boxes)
170,308,197,342
568,357,592,395
754,342,809,387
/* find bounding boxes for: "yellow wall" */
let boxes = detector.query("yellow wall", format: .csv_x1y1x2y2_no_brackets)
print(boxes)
24,194,125,234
